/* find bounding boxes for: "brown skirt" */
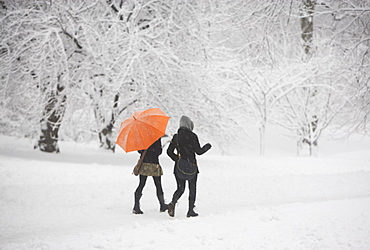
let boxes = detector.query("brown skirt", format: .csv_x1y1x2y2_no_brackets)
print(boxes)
138,162,163,176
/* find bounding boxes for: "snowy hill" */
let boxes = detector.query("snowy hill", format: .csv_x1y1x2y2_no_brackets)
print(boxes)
1,134,370,249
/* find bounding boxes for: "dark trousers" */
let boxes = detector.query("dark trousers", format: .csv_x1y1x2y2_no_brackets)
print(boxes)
171,174,198,203
135,175,164,196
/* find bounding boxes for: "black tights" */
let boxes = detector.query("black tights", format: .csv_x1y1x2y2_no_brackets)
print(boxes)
135,175,164,196
171,174,198,203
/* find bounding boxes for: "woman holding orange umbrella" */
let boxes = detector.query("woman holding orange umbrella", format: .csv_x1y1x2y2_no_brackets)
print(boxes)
116,108,170,214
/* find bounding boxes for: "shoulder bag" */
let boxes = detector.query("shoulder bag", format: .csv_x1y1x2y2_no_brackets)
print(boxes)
175,136,198,180
133,149,148,176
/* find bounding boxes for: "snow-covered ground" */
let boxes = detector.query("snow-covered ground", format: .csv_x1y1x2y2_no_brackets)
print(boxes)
1,133,370,249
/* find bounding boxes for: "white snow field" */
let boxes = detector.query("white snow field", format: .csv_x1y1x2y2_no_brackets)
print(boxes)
1,133,370,250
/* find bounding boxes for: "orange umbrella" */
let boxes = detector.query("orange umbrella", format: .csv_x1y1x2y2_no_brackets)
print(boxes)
116,108,170,152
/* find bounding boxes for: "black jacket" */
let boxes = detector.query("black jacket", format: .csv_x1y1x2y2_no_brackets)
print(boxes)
139,138,162,164
167,127,211,165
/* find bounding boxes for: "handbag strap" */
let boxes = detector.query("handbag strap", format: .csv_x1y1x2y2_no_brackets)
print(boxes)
138,149,148,165
176,134,182,159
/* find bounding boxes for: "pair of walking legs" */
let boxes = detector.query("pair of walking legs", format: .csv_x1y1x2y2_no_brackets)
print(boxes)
168,174,198,217
133,175,168,214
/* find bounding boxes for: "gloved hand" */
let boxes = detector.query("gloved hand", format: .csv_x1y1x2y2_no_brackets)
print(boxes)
204,143,212,151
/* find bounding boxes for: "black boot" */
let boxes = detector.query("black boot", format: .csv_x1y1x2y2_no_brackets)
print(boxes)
168,202,176,217
157,194,168,212
187,200,198,217
133,192,143,214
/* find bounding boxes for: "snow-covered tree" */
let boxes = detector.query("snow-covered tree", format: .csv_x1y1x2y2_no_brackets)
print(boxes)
205,1,313,155
325,0,370,137
289,0,370,155
0,0,224,152
1,0,368,156
0,1,77,152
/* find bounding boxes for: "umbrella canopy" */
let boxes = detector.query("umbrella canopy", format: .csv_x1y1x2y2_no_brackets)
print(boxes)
116,108,170,152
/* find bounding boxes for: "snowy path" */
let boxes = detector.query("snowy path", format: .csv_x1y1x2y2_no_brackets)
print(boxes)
1,136,370,249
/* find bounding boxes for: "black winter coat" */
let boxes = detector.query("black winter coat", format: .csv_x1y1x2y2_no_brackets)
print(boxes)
139,138,162,164
167,127,211,166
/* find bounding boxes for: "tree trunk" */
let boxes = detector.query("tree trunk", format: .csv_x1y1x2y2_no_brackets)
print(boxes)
259,125,265,156
300,0,315,59
35,84,66,153
297,130,302,156
300,0,318,156
97,94,137,152
98,114,116,152
96,93,118,152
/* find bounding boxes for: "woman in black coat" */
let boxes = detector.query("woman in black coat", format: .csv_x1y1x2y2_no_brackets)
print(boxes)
167,116,211,217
